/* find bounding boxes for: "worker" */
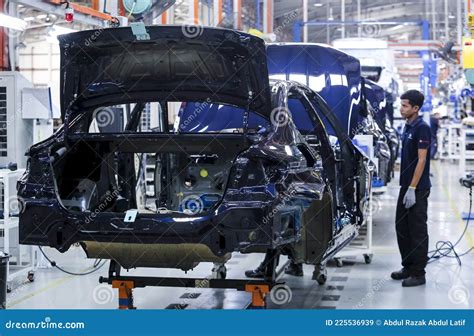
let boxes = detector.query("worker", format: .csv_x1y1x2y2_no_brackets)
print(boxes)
391,90,431,287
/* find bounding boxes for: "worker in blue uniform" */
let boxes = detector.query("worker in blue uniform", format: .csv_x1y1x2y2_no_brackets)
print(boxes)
391,90,431,287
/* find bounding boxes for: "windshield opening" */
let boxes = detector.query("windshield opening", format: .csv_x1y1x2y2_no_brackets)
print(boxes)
66,100,270,135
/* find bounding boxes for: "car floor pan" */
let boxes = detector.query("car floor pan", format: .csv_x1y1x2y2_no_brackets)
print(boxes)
81,241,231,271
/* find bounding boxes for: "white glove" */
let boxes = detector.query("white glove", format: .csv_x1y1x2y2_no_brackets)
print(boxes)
403,188,416,209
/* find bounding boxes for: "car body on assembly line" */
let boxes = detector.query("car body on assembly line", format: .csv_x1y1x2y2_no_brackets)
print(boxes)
18,26,371,282
362,78,400,185
266,42,392,187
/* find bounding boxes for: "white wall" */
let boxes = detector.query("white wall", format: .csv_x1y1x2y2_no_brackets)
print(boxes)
18,41,61,118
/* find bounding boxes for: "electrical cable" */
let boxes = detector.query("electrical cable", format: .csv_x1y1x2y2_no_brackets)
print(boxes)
427,186,473,266
37,245,107,276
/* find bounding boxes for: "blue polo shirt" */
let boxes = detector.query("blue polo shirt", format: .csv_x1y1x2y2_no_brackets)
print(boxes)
400,116,431,189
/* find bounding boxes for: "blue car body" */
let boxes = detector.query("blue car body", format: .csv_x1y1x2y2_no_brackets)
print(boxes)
363,79,400,185
266,43,363,138
363,78,388,132
18,27,371,278
267,43,396,186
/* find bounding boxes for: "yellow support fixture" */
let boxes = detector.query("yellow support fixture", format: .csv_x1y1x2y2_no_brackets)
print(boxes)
112,280,136,310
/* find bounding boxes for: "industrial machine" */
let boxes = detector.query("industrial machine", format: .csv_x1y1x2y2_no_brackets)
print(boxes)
0,72,33,169
0,71,53,169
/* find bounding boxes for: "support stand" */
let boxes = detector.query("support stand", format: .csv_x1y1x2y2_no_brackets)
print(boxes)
100,255,285,309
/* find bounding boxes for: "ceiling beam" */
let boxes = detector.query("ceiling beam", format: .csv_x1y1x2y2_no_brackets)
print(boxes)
9,0,107,27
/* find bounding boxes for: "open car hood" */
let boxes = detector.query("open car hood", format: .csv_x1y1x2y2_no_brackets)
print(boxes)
58,25,271,121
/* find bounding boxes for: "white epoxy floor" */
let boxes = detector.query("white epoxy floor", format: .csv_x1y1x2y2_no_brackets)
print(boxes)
6,160,473,309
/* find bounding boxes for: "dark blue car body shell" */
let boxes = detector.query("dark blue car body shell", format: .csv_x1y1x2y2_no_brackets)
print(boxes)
266,43,363,138
363,78,388,131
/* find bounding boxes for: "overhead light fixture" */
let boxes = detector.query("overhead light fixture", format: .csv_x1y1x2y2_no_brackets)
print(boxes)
0,13,27,31
314,3,323,6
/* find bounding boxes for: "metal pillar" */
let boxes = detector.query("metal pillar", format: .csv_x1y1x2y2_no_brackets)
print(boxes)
233,0,241,30
341,0,345,38
213,0,222,26
262,0,273,34
7,2,17,71
303,0,308,42
327,5,331,44
0,0,8,70
189,0,198,24
357,0,361,37
465,0,470,28
458,0,463,46
420,20,433,125
445,0,449,41
431,0,437,41
256,0,261,30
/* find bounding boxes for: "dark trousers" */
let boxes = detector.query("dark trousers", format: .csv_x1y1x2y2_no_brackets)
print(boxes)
395,187,430,276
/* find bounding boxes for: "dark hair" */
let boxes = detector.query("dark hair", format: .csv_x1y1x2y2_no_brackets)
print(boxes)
400,90,425,110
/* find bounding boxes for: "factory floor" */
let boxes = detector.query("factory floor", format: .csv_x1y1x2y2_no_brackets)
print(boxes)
6,160,473,309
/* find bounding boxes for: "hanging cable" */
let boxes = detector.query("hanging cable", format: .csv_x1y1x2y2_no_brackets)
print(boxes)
37,246,107,276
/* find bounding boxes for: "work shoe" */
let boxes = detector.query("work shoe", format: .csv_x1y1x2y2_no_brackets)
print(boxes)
402,275,426,287
284,262,303,277
390,268,410,280
245,267,265,278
